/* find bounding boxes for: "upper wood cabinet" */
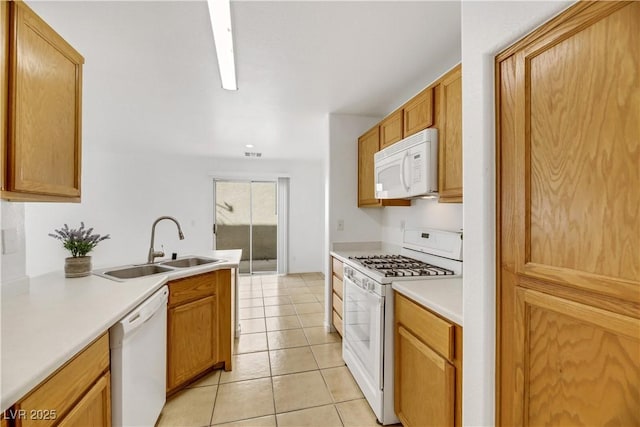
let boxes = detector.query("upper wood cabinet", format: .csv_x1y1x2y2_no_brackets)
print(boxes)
436,65,462,203
356,65,461,207
403,86,434,137
357,126,410,208
1,1,84,202
357,127,380,206
379,109,403,149
497,2,640,425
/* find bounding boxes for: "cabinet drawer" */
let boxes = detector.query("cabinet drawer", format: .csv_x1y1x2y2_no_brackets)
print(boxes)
333,292,343,316
18,333,109,427
332,257,343,280
395,292,453,360
333,310,343,336
169,271,216,306
332,275,343,299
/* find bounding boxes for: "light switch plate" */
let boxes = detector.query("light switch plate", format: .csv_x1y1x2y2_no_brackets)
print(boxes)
1,228,18,255
337,219,344,231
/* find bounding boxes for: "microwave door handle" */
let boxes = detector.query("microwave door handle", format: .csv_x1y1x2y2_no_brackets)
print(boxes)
400,151,410,192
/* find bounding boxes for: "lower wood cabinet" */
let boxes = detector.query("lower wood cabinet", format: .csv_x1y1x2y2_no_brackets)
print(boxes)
167,269,232,394
394,292,462,427
331,257,344,336
10,333,110,427
57,373,110,427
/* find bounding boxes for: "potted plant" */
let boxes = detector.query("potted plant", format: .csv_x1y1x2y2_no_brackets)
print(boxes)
49,222,110,278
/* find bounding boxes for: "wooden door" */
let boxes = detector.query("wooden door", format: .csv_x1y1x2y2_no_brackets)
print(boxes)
379,109,403,149
496,2,640,426
167,296,218,391
357,126,380,206
1,1,7,190
57,372,111,427
395,325,455,427
403,87,433,137
7,2,83,200
437,65,462,203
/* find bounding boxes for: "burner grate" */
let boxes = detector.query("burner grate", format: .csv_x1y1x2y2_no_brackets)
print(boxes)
348,254,455,277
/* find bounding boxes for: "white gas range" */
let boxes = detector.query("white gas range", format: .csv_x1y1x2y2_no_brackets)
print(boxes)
340,228,463,425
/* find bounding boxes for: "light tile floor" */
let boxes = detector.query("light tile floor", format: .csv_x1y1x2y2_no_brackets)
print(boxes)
157,273,382,427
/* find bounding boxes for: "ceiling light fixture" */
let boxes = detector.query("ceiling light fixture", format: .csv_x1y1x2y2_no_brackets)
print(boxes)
245,144,254,148
207,0,237,91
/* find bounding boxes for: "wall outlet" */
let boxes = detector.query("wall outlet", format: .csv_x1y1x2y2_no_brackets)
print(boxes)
1,228,18,255
337,219,344,231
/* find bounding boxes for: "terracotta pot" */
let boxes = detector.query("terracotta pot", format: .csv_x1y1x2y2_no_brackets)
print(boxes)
65,256,92,278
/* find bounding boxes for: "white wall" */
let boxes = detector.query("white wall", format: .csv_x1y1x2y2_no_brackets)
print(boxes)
1,202,27,284
22,148,324,277
460,2,572,425
327,114,383,246
381,200,463,246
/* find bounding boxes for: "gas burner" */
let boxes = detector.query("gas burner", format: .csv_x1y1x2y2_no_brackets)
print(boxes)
348,254,455,277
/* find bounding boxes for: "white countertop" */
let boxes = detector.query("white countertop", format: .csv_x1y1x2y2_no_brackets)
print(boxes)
392,278,463,326
0,249,241,412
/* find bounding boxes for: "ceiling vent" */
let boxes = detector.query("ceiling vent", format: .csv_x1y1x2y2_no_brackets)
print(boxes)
244,152,262,158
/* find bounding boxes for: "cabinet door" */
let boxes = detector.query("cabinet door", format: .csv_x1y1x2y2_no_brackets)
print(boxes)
512,288,640,426
379,109,403,149
497,2,640,425
403,87,433,137
6,2,83,200
357,127,380,206
167,296,218,391
437,65,462,203
358,128,410,208
395,325,455,427
57,372,111,427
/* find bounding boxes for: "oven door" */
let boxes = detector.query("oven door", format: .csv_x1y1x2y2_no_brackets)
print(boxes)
343,275,384,391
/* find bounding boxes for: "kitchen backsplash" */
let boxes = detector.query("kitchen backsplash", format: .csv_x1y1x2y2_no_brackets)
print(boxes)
381,198,463,245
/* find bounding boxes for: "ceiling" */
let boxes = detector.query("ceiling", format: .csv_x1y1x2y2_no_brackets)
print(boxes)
29,1,461,160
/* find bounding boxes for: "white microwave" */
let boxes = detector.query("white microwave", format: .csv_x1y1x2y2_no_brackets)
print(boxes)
374,128,438,199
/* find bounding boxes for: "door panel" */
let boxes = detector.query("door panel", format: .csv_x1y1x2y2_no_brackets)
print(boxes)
250,181,277,273
516,288,639,426
214,180,277,274
522,2,640,297
497,2,640,425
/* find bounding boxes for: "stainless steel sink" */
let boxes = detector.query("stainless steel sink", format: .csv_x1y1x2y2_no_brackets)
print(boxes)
160,257,220,268
100,264,174,280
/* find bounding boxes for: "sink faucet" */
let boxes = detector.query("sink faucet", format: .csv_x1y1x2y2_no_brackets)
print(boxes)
148,216,185,263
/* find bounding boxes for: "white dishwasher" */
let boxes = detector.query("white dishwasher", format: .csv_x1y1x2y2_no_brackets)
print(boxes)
110,285,168,427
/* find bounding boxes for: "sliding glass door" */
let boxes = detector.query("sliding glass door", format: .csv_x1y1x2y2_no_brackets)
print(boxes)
213,180,277,274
